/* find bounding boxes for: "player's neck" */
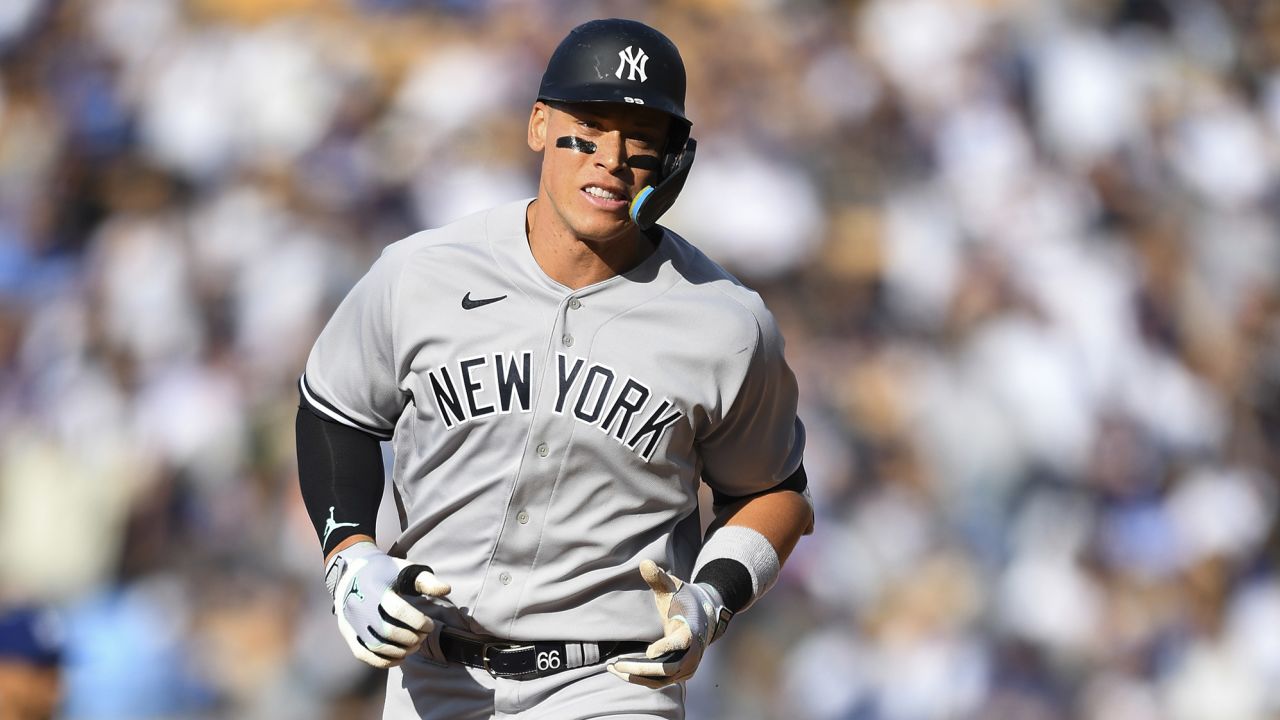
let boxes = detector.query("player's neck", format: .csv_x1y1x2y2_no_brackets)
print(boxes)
525,199,653,290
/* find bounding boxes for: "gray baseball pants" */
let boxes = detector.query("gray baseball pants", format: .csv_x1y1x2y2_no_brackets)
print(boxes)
382,628,684,719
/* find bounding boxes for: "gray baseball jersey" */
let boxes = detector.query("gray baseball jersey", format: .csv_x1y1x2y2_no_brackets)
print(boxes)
301,197,804,642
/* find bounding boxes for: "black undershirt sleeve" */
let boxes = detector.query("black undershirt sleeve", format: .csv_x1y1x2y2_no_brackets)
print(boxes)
709,462,808,513
296,403,386,558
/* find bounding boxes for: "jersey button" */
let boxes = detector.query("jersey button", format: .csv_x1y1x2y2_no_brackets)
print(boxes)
536,442,549,457
499,571,512,586
517,510,530,525
562,334,574,347
568,298,582,310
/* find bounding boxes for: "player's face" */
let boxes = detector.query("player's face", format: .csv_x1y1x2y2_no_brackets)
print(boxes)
528,101,669,243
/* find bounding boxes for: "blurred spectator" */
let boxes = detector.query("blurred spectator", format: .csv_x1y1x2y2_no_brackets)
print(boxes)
0,606,63,720
1,0,1279,717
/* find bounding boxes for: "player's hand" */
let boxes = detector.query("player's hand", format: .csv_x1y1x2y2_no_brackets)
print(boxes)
324,542,451,669
607,559,729,688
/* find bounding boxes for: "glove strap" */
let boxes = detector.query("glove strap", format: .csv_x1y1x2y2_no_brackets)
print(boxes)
693,582,733,646
323,541,383,602
711,605,734,644
324,556,347,601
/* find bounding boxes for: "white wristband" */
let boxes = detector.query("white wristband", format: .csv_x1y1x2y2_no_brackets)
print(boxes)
692,526,781,612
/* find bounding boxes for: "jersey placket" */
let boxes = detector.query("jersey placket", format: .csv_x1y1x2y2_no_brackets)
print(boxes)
476,290,591,634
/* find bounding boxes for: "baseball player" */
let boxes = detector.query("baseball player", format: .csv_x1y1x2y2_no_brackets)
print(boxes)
295,18,813,719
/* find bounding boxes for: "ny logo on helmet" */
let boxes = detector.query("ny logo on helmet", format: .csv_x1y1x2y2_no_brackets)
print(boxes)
615,45,649,82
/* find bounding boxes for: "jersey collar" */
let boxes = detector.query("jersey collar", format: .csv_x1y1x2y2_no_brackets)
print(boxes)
487,198,677,301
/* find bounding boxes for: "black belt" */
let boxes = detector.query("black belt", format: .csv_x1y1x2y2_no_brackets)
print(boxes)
437,627,648,680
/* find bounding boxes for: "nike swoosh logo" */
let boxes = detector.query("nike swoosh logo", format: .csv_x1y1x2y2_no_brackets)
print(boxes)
462,292,507,310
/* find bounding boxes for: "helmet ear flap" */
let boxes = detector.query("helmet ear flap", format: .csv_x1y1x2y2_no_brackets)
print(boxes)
662,123,691,180
630,137,696,230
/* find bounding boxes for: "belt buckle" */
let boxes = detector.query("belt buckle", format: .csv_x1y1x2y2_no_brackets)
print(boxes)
479,641,524,678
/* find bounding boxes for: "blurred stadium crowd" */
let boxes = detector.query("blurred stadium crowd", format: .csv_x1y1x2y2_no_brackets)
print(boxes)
1,0,1280,717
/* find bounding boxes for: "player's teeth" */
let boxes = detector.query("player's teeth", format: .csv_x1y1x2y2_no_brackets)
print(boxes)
586,187,619,200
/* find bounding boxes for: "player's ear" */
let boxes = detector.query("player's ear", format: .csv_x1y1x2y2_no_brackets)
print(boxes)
528,101,548,152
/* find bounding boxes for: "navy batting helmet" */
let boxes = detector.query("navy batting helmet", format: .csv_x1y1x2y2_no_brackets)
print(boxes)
537,19,689,126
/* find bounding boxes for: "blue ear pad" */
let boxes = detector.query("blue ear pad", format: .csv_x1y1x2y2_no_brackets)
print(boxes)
629,186,656,224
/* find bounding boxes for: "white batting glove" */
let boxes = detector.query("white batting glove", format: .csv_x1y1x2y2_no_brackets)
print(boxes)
324,542,451,669
607,559,731,688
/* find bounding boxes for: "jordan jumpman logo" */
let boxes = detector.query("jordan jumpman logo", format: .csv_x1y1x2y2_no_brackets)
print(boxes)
323,506,360,547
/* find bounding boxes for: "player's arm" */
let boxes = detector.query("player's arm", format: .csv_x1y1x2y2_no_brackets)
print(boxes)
296,404,384,561
296,406,451,670
611,307,812,688
689,462,813,620
326,533,377,564
608,464,812,689
296,242,450,670
708,478,813,565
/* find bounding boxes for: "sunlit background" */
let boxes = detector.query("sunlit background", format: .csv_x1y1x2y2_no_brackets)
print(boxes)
2,0,1280,718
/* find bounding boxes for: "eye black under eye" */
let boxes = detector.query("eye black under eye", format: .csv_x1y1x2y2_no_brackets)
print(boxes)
626,154,662,172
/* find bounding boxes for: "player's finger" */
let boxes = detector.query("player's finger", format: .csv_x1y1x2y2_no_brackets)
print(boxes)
392,563,432,592
609,658,675,678
606,661,631,683
639,560,679,595
393,562,451,598
365,639,411,659
350,638,396,669
628,674,676,689
608,661,674,688
380,592,432,632
371,614,421,648
362,627,412,654
645,627,691,658
413,570,451,598
353,648,394,669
